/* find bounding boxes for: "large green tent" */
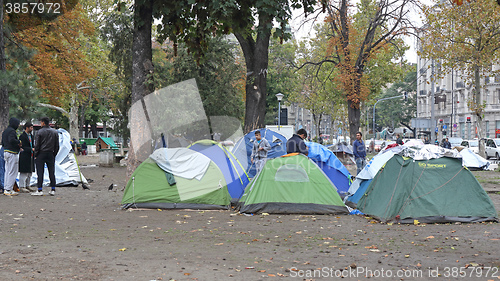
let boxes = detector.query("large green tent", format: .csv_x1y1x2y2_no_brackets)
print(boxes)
238,154,348,215
121,148,231,210
357,155,498,223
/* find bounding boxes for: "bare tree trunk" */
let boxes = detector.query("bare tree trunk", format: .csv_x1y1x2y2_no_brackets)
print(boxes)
91,124,98,138
69,95,79,140
0,0,9,133
474,65,486,158
348,101,361,144
234,14,271,133
128,0,153,177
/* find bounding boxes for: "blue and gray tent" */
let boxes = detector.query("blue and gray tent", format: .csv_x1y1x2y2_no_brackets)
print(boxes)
232,128,287,178
305,142,353,197
189,140,249,200
344,148,397,205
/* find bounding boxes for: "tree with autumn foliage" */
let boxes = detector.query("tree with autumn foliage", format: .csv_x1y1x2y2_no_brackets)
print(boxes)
420,0,500,157
12,4,97,139
0,0,78,132
300,0,414,143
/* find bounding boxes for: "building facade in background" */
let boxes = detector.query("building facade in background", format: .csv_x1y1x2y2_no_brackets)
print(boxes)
416,56,500,141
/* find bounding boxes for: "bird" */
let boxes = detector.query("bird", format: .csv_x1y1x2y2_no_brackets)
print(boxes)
82,183,90,190
108,184,114,191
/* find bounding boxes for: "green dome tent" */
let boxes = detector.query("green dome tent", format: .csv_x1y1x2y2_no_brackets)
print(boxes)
357,155,498,223
121,148,231,210
238,154,348,215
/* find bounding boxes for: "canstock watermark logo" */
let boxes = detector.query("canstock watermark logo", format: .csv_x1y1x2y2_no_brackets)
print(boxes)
128,78,244,162
265,154,320,174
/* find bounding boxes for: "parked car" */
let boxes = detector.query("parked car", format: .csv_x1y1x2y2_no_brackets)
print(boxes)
485,138,500,159
460,139,479,154
447,137,463,148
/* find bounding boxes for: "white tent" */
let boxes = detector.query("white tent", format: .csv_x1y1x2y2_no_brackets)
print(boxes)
27,129,88,187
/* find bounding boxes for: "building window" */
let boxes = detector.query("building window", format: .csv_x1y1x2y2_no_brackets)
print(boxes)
486,121,490,138
497,89,500,104
460,122,465,138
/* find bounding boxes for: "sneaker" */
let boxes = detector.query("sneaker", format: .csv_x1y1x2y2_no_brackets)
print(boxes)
4,190,19,196
49,190,55,196
31,191,44,196
19,188,31,193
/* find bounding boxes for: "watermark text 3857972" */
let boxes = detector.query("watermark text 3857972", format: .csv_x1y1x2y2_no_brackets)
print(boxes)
5,2,61,14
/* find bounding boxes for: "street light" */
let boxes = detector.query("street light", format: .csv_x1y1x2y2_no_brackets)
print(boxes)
276,93,284,130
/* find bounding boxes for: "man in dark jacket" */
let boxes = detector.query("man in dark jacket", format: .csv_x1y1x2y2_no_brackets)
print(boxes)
286,129,308,155
441,138,451,149
396,134,404,145
19,122,35,193
1,117,21,196
32,117,59,196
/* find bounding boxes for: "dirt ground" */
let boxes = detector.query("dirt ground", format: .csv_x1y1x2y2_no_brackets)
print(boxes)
0,154,499,281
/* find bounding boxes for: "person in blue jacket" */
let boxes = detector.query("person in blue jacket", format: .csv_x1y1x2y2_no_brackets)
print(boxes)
353,131,367,175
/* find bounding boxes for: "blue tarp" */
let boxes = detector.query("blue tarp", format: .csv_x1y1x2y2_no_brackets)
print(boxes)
305,142,352,196
189,140,249,199
232,128,287,178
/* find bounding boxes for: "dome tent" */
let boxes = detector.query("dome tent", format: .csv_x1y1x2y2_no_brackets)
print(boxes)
305,141,352,197
121,148,231,210
357,154,497,223
189,140,249,200
238,154,348,215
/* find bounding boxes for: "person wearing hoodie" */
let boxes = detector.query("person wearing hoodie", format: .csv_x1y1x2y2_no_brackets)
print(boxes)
1,117,21,196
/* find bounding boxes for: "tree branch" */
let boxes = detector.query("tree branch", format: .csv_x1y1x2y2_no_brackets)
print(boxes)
37,102,69,117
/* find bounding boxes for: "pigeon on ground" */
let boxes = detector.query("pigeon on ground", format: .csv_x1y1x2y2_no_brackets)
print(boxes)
108,184,114,191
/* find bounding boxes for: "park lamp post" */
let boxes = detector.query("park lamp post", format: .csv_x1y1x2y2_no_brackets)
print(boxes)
276,93,284,130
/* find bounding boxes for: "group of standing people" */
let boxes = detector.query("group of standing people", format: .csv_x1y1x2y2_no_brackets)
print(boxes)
1,117,59,196
249,127,371,177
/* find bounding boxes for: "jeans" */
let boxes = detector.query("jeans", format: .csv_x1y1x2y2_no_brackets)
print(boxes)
355,157,366,175
254,159,267,175
0,147,4,191
36,152,56,188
